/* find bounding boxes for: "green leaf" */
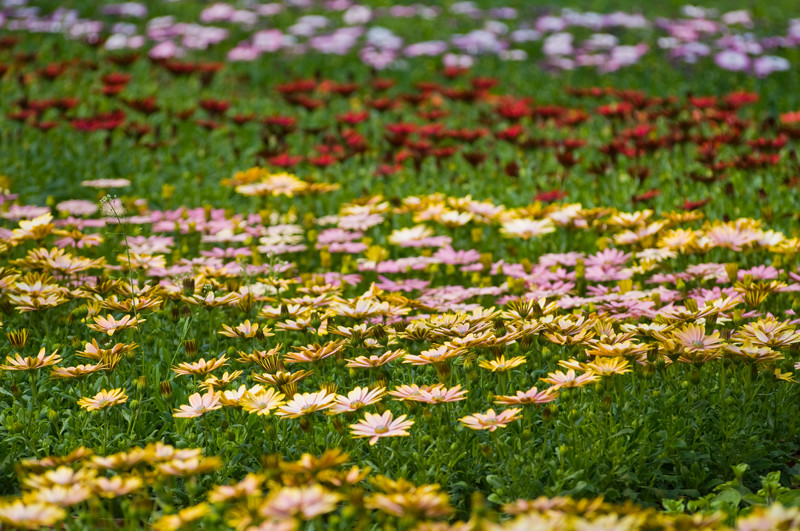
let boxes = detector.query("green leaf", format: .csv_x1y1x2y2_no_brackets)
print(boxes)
777,490,800,507
711,488,742,510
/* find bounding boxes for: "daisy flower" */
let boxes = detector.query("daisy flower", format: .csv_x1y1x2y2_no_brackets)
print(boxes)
173,391,222,418
285,340,347,364
1,348,62,371
540,369,600,390
345,349,405,369
172,356,229,377
418,384,468,404
388,384,439,402
477,355,526,372
671,324,725,354
329,386,386,414
260,484,342,520
585,357,632,377
349,411,414,445
276,390,337,418
0,500,66,529
239,388,286,416
51,364,107,379
459,408,522,432
494,386,557,405
77,388,128,412
87,314,144,336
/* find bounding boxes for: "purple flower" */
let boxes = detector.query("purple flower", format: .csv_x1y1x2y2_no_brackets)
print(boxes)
404,40,448,57
543,32,573,56
753,55,790,76
714,49,750,71
343,5,372,25
253,29,285,52
228,45,259,61
200,3,235,23
721,10,753,27
102,3,147,18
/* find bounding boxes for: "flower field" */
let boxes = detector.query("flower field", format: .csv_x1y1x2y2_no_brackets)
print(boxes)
3,1,800,529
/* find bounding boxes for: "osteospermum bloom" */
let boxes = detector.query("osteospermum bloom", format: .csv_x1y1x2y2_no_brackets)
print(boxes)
207,473,264,503
0,500,66,529
540,369,600,390
418,384,468,404
494,386,557,405
173,391,222,418
285,340,347,364
350,411,414,445
276,390,337,418
77,388,128,411
585,357,632,377
172,356,229,377
345,349,405,368
388,384,439,402
459,408,522,432
1,348,62,371
93,475,143,498
87,314,144,336
477,355,526,372
366,483,454,518
239,388,286,416
329,386,386,414
672,324,724,354
259,484,342,520
51,364,106,379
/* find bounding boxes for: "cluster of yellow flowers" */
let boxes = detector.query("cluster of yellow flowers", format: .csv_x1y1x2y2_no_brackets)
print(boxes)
2,446,799,530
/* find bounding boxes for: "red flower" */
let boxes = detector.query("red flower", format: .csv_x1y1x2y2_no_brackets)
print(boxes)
102,84,125,96
689,96,717,108
472,77,499,91
309,154,337,167
101,72,132,85
8,109,38,122
632,189,660,203
724,91,758,108
683,198,711,210
33,121,59,131
496,98,532,121
269,153,303,168
534,189,567,203
71,110,126,131
328,82,359,96
337,111,369,125
163,61,198,75
232,113,255,125
495,125,524,142
597,101,634,118
125,97,159,115
200,98,230,115
195,119,222,130
419,109,449,121
55,98,80,111
368,98,397,112
292,95,324,111
26,99,56,113
375,164,402,177
276,79,317,95
372,78,395,91
443,66,469,78
38,63,66,80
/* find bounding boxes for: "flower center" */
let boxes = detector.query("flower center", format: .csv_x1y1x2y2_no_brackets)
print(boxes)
375,425,389,434
691,340,705,348
350,401,364,409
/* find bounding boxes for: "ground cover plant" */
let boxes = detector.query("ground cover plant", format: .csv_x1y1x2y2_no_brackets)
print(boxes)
2,1,800,529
